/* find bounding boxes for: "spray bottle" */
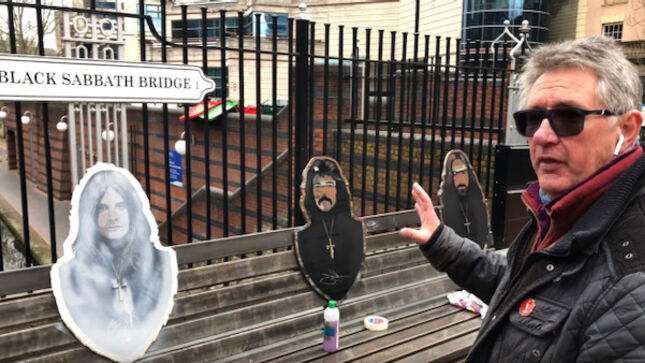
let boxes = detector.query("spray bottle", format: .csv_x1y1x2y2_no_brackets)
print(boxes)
323,300,339,352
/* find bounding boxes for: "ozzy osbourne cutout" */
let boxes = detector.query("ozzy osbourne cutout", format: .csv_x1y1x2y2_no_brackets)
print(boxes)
295,157,366,301
50,163,178,362
438,150,490,248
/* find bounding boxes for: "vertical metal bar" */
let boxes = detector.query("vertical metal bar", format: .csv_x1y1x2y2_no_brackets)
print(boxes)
308,22,315,158
95,104,103,163
181,6,193,242
451,39,460,150
203,8,213,239
78,105,86,172
219,10,230,237
469,40,480,162
395,32,408,210
384,31,396,212
36,0,56,262
237,11,246,234
322,24,330,155
349,27,358,193
294,18,310,227
87,105,93,167
336,25,344,163
105,106,111,164
255,13,263,231
120,106,128,170
7,0,31,267
414,0,420,34
486,43,499,198
460,40,471,151
406,32,419,209
441,37,451,164
271,15,278,230
478,44,489,181
288,17,294,227
161,0,172,245
498,42,508,143
67,104,76,183
418,35,430,190
429,36,440,194
113,106,120,166
360,28,371,216
68,99,78,186
140,0,150,198
372,29,384,215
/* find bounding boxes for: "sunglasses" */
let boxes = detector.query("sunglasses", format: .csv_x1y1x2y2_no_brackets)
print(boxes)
513,107,613,137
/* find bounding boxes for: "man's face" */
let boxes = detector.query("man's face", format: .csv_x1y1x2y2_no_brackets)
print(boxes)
97,187,130,240
526,67,619,199
451,159,469,197
312,174,337,212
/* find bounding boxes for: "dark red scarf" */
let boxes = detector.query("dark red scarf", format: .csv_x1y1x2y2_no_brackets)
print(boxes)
522,146,643,252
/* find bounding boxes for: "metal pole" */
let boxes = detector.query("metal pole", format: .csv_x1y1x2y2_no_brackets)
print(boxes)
294,18,310,226
415,0,420,34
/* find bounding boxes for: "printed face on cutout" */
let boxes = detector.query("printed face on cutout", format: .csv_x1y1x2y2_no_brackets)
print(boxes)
97,187,130,240
313,174,337,212
451,159,469,196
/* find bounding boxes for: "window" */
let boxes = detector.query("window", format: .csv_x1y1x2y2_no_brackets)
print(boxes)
171,13,288,41
603,22,623,40
171,18,242,40
137,4,162,32
206,67,228,98
264,13,288,37
171,19,217,40
247,12,289,37
95,0,117,10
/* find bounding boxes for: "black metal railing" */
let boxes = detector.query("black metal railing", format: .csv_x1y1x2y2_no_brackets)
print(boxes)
0,1,510,271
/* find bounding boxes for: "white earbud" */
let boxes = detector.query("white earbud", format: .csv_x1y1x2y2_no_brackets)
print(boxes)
614,133,624,156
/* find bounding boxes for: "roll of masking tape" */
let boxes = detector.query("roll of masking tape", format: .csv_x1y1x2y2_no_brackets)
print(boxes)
364,316,389,331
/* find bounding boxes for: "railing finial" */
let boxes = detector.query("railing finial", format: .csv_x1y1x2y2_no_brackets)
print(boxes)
296,2,311,21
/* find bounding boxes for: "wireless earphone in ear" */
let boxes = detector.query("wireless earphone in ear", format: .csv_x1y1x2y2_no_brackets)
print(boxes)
614,133,624,156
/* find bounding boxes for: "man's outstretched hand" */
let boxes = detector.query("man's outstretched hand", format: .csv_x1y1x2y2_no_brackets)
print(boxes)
400,182,441,245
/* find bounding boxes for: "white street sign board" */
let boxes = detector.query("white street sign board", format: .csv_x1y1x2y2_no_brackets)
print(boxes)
0,54,216,104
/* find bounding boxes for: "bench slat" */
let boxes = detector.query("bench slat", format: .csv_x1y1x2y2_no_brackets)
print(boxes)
333,315,480,363
136,276,458,361
259,303,462,363
0,245,425,332
395,331,478,363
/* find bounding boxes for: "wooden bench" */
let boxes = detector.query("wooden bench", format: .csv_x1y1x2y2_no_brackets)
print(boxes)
0,210,481,362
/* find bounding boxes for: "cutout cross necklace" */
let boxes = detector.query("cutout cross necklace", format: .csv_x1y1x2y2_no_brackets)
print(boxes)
458,198,471,234
321,215,336,260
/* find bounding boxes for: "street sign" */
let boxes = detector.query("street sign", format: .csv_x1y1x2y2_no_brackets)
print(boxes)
0,54,215,104
169,151,183,187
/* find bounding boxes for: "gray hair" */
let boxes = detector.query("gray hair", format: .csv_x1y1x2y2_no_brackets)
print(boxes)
518,36,642,122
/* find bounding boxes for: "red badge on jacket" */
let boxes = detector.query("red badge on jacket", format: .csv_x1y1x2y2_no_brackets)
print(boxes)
519,298,536,317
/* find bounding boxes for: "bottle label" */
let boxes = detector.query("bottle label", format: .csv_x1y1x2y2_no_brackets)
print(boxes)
323,320,339,352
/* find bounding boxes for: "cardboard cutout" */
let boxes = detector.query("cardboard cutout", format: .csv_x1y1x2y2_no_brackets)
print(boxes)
295,157,366,301
438,150,490,248
50,163,178,363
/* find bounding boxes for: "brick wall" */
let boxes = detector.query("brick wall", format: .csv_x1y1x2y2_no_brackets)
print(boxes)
4,103,72,200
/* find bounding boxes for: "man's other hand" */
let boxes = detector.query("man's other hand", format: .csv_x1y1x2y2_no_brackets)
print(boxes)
399,182,441,245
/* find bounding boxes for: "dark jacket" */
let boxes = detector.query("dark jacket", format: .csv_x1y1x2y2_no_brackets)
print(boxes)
421,151,645,362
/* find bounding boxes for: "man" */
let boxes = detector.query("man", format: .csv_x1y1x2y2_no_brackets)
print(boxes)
400,36,645,361
296,157,365,301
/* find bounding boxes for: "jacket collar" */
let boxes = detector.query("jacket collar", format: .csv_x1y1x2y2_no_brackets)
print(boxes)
548,146,645,256
521,146,645,256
